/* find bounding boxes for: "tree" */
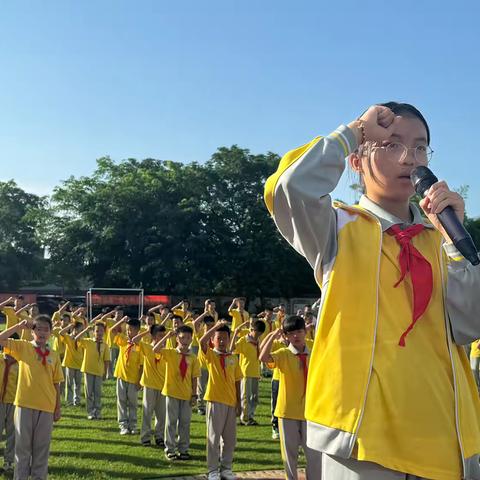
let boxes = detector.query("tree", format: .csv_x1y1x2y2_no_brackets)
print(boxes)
0,181,46,290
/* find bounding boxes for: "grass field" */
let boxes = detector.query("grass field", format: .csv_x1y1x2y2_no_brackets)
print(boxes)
33,376,286,479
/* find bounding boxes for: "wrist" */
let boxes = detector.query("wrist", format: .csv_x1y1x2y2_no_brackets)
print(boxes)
347,120,365,146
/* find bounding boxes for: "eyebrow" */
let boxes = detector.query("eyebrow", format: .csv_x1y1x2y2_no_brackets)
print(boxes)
390,133,427,143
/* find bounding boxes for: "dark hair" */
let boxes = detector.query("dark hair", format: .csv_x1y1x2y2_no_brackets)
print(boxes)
177,325,193,336
215,324,231,336
150,324,166,336
95,321,106,330
172,315,183,323
33,315,52,331
203,315,215,324
126,319,141,329
252,319,266,334
378,101,430,144
283,315,306,333
61,313,70,320
74,321,84,329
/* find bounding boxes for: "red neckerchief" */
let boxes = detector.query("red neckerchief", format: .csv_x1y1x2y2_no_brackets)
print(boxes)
297,352,308,397
179,353,188,380
35,346,50,366
218,352,231,377
387,224,433,347
125,341,135,363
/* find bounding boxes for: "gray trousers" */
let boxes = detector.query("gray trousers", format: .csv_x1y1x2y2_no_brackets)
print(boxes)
14,407,53,480
0,403,15,464
65,367,82,405
471,357,480,390
206,401,236,474
116,378,138,430
108,347,119,378
85,373,103,418
197,368,209,409
322,454,428,479
240,377,259,423
165,396,192,454
279,418,322,480
140,387,166,444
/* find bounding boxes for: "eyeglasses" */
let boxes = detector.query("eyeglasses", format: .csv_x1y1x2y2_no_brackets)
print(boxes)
370,142,433,165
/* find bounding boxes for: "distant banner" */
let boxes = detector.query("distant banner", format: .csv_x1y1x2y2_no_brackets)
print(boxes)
89,294,170,306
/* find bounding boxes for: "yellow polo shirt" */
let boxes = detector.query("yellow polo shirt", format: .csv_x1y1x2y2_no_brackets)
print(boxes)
234,336,260,378
4,339,64,413
160,348,200,401
139,342,165,391
60,335,84,370
78,338,110,377
1,307,20,329
113,334,143,384
270,345,310,420
228,309,250,332
198,348,242,407
51,327,66,356
0,357,19,404
470,340,480,359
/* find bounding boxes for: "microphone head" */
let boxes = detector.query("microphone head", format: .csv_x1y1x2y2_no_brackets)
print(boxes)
410,166,438,197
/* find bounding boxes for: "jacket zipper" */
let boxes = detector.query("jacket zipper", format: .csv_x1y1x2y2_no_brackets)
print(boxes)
347,207,383,455
439,241,466,477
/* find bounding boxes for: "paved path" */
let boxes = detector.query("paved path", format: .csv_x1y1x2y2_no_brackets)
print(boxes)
161,469,304,479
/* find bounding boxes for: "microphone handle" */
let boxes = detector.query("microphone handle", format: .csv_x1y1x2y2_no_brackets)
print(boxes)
436,206,480,266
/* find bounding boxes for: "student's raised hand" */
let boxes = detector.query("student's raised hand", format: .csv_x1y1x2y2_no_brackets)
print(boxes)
350,105,399,146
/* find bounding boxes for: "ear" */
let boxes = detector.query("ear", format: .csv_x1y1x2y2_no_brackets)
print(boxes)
348,152,363,174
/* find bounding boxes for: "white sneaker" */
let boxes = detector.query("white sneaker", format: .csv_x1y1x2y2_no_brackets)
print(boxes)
208,472,220,480
120,427,129,435
220,470,236,480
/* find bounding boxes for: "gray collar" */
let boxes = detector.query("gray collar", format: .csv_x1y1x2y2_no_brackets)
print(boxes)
358,195,434,232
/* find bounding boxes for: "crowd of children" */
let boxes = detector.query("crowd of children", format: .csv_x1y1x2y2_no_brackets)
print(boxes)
0,295,322,480
1,288,479,480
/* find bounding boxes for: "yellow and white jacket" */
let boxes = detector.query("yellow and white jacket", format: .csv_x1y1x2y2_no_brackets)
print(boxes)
265,124,480,480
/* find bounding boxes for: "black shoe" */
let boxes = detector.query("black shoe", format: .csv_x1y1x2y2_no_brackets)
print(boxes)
141,440,151,447
177,452,191,460
155,439,165,448
165,452,177,461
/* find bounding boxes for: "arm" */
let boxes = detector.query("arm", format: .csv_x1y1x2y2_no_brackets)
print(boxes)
227,299,237,313
131,329,150,344
152,331,175,354
0,297,14,309
171,301,183,311
148,303,163,314
446,246,480,344
74,325,93,342
110,316,128,334
158,312,172,326
193,312,208,333
264,126,360,273
53,384,61,422
235,380,241,416
0,320,29,346
229,321,249,352
58,301,70,313
259,329,283,363
15,303,31,315
58,323,73,336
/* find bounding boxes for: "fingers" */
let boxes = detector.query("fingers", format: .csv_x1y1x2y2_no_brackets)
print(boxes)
425,181,464,215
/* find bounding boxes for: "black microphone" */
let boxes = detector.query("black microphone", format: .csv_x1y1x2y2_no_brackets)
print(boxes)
411,166,479,266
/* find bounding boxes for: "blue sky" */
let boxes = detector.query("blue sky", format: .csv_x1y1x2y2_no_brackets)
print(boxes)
1,1,480,216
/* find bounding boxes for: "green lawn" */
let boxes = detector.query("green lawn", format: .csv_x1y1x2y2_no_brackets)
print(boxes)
41,377,285,479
